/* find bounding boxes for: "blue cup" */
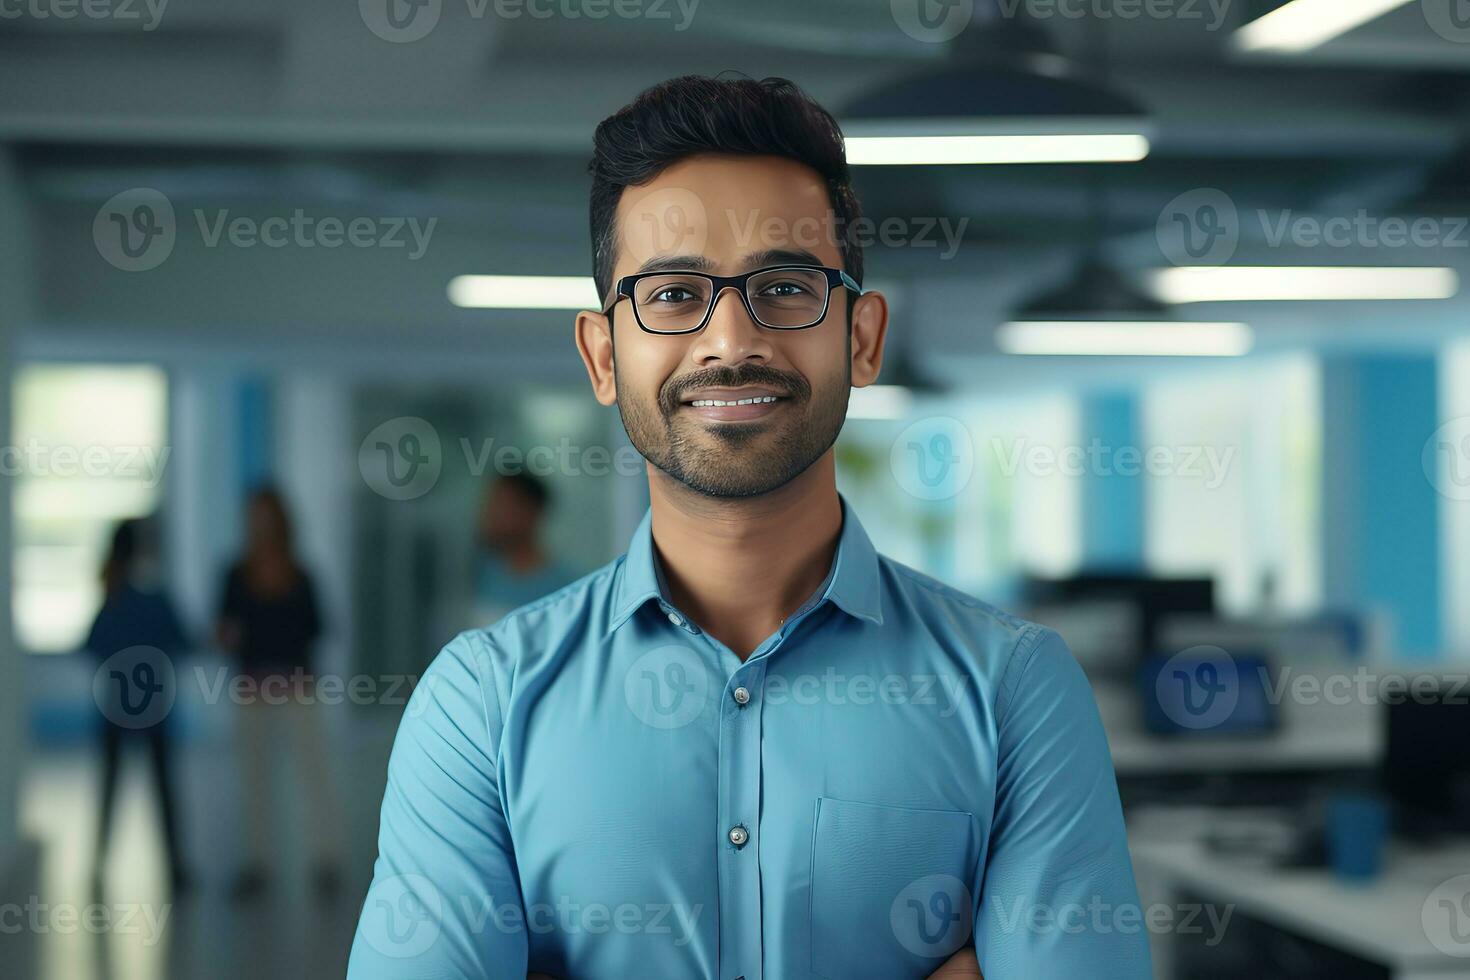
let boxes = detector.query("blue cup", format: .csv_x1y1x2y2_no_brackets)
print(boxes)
1325,794,1390,881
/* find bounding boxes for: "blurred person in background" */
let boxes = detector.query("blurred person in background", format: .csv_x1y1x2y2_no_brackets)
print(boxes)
215,485,342,900
85,515,191,892
472,472,576,626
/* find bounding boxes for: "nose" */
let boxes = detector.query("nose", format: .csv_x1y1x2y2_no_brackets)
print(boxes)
687,285,774,366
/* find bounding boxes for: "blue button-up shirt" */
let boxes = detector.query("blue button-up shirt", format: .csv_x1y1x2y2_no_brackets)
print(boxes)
349,500,1150,980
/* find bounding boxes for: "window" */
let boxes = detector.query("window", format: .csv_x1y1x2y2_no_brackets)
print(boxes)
1142,355,1321,615
10,364,169,653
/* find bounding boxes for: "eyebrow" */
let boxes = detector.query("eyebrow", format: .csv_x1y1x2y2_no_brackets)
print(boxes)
632,248,828,276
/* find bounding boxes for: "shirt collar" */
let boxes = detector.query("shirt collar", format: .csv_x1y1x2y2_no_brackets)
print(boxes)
606,495,884,637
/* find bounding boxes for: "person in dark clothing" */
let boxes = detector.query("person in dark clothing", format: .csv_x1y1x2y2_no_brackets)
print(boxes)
215,485,342,900
85,516,191,892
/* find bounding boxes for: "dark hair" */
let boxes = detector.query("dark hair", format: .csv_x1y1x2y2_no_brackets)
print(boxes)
587,74,863,301
498,472,550,510
101,518,142,594
246,484,295,551
101,515,164,593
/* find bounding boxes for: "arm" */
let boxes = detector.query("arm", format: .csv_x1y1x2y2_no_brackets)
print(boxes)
348,630,529,979
973,627,1151,978
928,947,982,978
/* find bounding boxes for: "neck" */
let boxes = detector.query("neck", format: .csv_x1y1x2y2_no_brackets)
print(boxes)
648,453,842,660
500,540,545,574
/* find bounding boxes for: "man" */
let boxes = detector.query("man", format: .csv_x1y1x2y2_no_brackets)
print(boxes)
349,75,1150,980
471,473,575,628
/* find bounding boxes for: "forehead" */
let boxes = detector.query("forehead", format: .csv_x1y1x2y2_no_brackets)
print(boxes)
612,153,842,276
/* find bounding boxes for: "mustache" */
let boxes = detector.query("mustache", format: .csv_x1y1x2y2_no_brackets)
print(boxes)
659,365,811,416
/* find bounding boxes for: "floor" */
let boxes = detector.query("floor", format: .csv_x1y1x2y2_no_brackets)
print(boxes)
2,709,400,980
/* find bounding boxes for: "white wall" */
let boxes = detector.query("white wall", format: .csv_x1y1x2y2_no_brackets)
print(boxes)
275,374,355,687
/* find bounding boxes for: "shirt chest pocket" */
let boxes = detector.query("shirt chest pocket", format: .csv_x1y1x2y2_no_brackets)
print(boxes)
808,797,979,980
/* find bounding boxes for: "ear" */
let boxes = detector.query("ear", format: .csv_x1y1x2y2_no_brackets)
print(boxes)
847,289,889,388
575,309,618,406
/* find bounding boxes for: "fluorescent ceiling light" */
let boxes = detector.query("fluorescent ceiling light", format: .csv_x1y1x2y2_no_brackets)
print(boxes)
449,275,599,309
1233,0,1412,53
845,134,1150,166
1148,266,1459,303
847,385,914,421
997,321,1254,357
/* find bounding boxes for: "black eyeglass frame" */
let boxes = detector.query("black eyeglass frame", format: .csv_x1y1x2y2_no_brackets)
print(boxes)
601,264,863,335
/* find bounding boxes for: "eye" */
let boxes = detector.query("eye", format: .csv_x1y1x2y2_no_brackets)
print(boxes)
655,285,699,304
646,282,705,305
756,279,813,298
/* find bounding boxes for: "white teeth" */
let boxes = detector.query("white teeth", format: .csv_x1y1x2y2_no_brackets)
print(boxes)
689,396,779,407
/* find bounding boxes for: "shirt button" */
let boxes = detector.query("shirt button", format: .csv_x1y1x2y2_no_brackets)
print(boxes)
667,611,683,627
732,686,750,706
728,825,749,848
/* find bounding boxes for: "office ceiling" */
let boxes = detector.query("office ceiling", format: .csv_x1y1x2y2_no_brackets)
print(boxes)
4,0,1470,380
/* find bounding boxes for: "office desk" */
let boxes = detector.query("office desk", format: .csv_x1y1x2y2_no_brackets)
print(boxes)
1092,676,1381,778
1131,837,1470,979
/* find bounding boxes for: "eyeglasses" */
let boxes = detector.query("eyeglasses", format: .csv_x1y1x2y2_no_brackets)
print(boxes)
601,264,863,335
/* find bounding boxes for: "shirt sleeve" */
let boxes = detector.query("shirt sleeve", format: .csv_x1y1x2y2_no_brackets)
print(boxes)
974,626,1152,978
347,629,529,980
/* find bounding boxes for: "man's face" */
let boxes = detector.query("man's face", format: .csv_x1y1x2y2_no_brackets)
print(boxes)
591,154,859,498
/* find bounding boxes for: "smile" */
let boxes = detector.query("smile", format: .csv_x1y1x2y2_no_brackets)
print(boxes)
678,387,790,422
688,396,780,407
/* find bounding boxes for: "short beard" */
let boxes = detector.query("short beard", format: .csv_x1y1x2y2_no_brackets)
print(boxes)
615,357,849,499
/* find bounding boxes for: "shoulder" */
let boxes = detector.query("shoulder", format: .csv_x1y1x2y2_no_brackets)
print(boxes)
880,552,1045,643
874,553,1077,699
431,556,623,697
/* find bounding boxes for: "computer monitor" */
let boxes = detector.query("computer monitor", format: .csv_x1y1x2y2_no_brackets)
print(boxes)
1384,686,1470,834
1137,649,1276,736
1024,573,1216,666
